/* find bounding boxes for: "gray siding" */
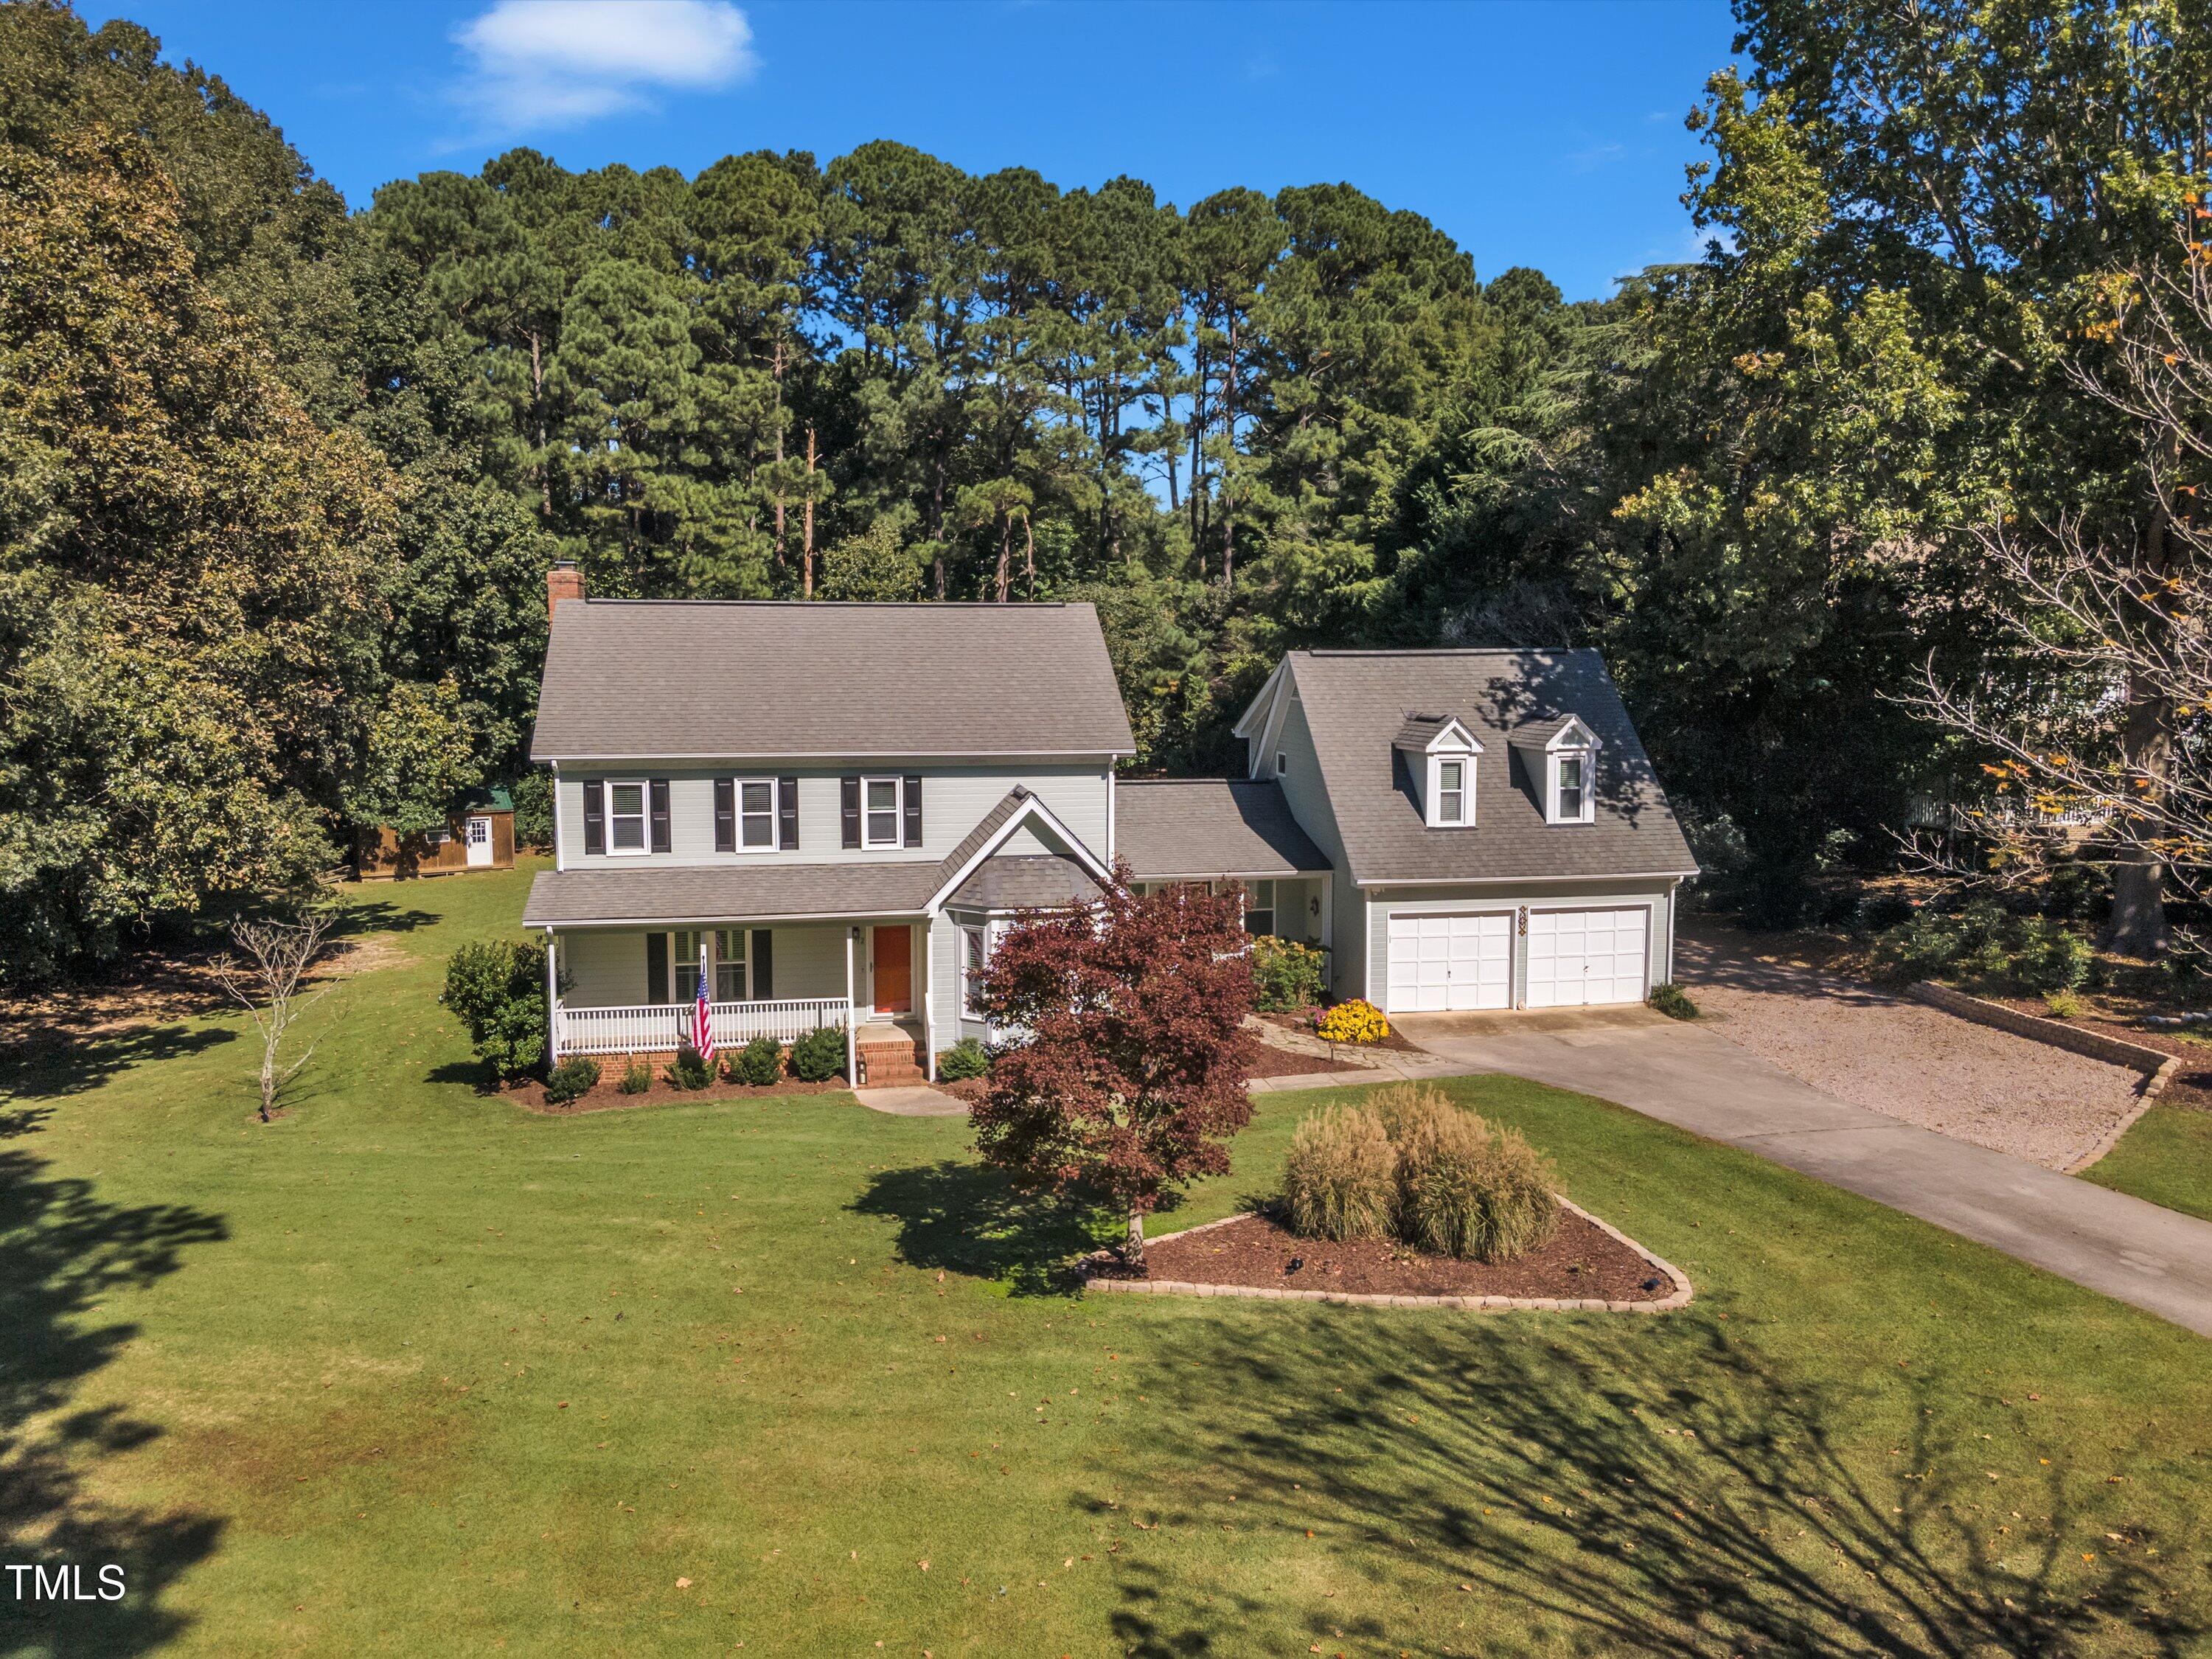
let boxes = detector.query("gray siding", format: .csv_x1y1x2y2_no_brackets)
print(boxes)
555,762,1110,872
1271,694,1363,1001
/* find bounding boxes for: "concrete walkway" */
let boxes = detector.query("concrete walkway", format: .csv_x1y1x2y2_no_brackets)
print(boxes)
1395,1011,2212,1339
854,1084,969,1117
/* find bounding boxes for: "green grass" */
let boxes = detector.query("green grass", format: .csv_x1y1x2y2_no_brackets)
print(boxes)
4,860,2210,1656
2083,1102,2212,1225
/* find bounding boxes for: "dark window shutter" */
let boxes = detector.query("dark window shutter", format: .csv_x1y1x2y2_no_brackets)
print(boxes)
582,779,605,856
841,776,860,849
645,933,668,1004
902,775,922,848
778,776,799,851
751,929,773,1001
713,778,734,852
649,779,671,853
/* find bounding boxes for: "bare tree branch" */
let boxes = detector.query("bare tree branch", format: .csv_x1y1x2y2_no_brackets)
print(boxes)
211,911,338,1122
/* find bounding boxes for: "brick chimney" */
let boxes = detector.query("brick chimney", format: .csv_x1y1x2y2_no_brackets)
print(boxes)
546,558,585,616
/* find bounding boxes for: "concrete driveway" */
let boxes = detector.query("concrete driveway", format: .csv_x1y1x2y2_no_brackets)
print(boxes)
1396,1009,2212,1339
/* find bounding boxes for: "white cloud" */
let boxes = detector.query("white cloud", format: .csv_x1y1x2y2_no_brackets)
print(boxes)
452,0,757,135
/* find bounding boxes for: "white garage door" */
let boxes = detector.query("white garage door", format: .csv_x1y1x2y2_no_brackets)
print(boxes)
1526,908,1649,1008
1385,913,1512,1013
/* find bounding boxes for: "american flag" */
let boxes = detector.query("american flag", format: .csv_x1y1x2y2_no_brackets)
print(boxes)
691,939,714,1062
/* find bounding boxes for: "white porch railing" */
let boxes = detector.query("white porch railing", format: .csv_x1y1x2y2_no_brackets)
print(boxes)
553,997,852,1059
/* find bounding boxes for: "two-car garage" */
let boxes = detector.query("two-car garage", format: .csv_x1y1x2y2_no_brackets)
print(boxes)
1380,902,1655,1013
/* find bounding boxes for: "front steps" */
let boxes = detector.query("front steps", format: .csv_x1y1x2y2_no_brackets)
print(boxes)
855,1028,927,1087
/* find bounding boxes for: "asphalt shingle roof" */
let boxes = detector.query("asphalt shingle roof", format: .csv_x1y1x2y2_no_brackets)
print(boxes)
531,601,1135,761
1284,649,1696,886
521,862,938,926
1114,779,1331,880
946,855,1102,910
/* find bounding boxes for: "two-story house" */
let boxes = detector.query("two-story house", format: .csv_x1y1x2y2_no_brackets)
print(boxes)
522,563,1694,1084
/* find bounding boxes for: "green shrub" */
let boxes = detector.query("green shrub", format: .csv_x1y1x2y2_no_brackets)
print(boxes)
936,1037,990,1081
509,769,554,851
1387,1091,1559,1262
440,939,547,1081
1869,901,2091,995
2044,989,2085,1020
1249,936,1327,1012
726,1034,783,1087
1648,981,1698,1020
666,1046,713,1090
1282,1105,1397,1242
790,1023,847,1082
543,1056,600,1105
616,1061,652,1095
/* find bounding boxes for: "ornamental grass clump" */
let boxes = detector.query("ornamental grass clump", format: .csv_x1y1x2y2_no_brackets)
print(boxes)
1282,1105,1397,1242
1360,1082,1559,1262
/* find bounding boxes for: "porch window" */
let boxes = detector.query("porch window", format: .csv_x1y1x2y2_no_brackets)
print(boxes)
960,924,990,1019
607,780,649,854
673,929,703,1001
1243,880,1276,938
863,776,902,847
714,929,748,1000
739,780,776,849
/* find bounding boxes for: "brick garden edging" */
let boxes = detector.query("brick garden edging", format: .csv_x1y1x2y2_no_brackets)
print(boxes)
1083,1198,1693,1314
1910,982,2181,1091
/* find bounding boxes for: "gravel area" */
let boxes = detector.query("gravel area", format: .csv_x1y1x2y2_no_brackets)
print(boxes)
1678,924,2147,1171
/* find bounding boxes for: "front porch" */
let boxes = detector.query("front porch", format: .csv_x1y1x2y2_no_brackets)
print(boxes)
544,916,942,1082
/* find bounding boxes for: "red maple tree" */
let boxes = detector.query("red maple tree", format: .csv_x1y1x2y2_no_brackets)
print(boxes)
969,869,1255,1266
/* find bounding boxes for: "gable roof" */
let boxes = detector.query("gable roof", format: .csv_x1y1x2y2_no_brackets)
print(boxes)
1271,649,1696,886
1114,779,1331,880
947,854,1102,911
1391,714,1480,752
531,601,1135,762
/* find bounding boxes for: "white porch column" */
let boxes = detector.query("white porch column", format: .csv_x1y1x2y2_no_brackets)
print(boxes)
844,926,858,1085
543,928,561,1062
922,917,936,1082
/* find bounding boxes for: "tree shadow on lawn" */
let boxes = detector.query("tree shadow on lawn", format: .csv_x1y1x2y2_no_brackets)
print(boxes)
0,1023,235,1103
1093,1312,2207,1658
850,1160,1142,1296
0,1105,229,1655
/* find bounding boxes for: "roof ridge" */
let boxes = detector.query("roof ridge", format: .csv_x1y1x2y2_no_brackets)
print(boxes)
568,598,1078,610
1297,646,1586,658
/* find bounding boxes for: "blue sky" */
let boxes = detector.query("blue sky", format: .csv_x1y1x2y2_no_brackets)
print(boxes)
79,0,1738,301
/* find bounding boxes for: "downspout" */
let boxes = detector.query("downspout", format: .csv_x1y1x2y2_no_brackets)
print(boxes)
552,760,564,871
923,915,937,1082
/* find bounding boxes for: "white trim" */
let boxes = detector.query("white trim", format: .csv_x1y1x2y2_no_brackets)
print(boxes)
1105,767,1116,866
923,921,937,1079
535,748,1132,764
543,928,561,1060
1401,716,1483,756
1523,902,1653,1009
1537,716,1599,752
1427,753,1474,828
860,774,907,849
551,760,564,872
1382,906,1515,1013
922,791,1113,911
1356,871,1696,889
535,906,930,930
958,922,990,1020
1547,748,1596,825
844,929,858,1082
1231,659,1289,740
603,778,652,856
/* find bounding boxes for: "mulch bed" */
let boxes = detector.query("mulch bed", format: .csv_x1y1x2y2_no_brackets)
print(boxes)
512,1072,852,1114
1097,1208,1674,1302
1257,1007,1427,1056
928,1036,1368,1105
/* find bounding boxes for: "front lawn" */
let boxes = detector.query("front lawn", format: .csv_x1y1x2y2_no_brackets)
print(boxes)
2083,1100,2212,1225
4,862,2208,1655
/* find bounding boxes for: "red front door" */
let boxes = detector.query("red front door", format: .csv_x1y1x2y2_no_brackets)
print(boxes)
872,925,912,1013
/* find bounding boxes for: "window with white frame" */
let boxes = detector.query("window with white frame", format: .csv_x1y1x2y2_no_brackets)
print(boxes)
738,779,776,849
1243,879,1276,937
607,780,650,854
959,923,991,1018
1552,750,1593,823
1430,755,1472,827
1276,750,1289,775
714,929,748,1000
863,776,903,847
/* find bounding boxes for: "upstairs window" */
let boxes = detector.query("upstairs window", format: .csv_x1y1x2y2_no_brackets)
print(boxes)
863,777,902,847
739,779,776,849
608,781,649,853
1436,759,1467,824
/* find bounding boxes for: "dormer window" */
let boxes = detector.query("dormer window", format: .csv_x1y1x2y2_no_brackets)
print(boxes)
1436,757,1469,824
1553,749,1590,822
1395,712,1482,829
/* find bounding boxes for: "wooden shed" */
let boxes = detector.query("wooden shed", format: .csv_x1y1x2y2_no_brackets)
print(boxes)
355,788,516,880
